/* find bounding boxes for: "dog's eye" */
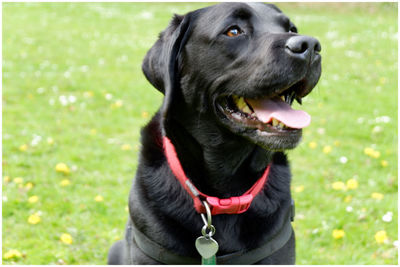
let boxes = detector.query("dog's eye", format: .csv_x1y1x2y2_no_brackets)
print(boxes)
225,26,243,37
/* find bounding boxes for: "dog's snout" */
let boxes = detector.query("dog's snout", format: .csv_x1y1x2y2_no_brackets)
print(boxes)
285,36,321,60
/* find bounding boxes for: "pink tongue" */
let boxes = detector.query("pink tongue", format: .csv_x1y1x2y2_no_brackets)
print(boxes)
246,97,311,129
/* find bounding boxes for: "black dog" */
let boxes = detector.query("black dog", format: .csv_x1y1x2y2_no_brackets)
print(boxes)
108,2,321,264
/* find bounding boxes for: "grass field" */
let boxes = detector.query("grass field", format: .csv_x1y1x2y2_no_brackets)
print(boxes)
2,2,398,265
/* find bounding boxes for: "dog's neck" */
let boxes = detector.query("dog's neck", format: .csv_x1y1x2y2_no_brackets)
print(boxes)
166,116,273,198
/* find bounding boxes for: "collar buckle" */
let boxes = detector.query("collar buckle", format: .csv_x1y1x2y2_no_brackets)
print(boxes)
206,195,254,215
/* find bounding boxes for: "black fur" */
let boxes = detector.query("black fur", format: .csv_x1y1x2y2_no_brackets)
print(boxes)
108,2,321,264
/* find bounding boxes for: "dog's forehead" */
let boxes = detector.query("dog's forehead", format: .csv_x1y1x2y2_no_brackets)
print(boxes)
194,3,291,34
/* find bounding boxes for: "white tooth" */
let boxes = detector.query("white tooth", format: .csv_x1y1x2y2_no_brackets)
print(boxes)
281,95,285,101
272,118,279,126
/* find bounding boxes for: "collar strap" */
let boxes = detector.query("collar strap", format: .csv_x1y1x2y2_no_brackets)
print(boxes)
163,136,270,215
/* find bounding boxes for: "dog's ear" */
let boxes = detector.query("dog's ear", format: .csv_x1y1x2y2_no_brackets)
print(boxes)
142,13,195,103
142,14,184,94
142,12,196,135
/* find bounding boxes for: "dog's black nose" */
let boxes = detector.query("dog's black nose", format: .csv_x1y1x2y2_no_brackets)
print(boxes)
285,35,321,60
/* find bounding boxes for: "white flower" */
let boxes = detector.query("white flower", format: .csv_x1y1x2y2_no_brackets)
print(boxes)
382,211,393,222
31,135,42,146
63,71,71,78
59,95,68,106
68,95,77,103
375,116,391,123
372,126,383,133
339,156,348,164
80,65,89,72
317,128,325,135
346,206,353,212
139,11,154,20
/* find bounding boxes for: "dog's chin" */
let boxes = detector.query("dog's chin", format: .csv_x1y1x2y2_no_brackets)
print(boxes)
215,93,305,151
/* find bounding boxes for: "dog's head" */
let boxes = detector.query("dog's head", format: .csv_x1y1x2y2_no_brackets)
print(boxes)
142,3,321,151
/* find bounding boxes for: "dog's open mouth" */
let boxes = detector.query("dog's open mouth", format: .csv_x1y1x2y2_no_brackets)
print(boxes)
217,91,310,132
215,87,311,149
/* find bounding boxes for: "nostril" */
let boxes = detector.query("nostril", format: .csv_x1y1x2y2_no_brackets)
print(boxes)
314,42,321,53
300,42,308,53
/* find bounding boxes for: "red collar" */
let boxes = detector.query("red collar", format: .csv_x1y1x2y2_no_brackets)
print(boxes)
163,136,270,215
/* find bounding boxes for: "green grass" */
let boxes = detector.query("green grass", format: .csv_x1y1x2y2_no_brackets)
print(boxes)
2,2,397,265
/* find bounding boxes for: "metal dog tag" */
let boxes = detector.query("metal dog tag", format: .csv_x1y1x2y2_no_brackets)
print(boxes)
195,236,219,259
196,201,219,264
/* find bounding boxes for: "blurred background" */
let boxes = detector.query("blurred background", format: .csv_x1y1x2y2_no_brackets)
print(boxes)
2,2,397,264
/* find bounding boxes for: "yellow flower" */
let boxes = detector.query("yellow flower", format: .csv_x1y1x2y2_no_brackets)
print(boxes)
28,213,41,224
294,185,305,193
112,100,123,108
374,230,388,244
334,140,341,147
371,150,381,159
25,182,34,190
28,195,39,203
364,147,374,156
83,91,94,98
346,179,358,190
332,181,345,190
371,192,384,200
308,141,317,149
19,144,28,151
121,144,132,151
332,229,345,239
380,160,388,167
13,177,24,184
344,195,352,203
90,129,97,135
55,163,70,175
141,111,149,118
60,233,73,245
323,145,332,154
4,176,11,183
364,147,380,158
60,179,71,187
3,249,22,260
94,195,104,202
47,137,54,145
